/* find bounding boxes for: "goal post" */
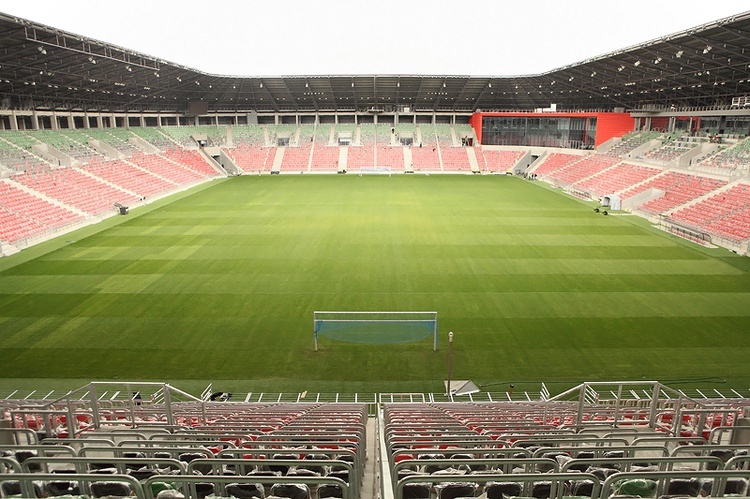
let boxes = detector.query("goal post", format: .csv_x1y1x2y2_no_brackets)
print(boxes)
314,311,438,351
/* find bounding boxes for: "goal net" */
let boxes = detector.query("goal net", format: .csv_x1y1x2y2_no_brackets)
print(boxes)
359,166,392,175
314,311,437,350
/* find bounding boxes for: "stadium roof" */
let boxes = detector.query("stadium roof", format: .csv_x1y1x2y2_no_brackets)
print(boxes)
1,9,750,114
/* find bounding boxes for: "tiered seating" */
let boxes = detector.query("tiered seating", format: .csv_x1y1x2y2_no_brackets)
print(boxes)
13,167,137,216
35,130,102,163
161,148,220,176
0,180,82,243
411,144,441,171
160,126,226,147
230,125,266,146
545,155,620,185
383,398,749,499
310,143,339,171
573,162,661,198
604,131,661,157
83,158,176,198
346,144,375,170
434,124,455,146
671,184,750,242
440,145,471,171
129,127,176,149
696,138,750,175
418,124,436,147
0,135,45,172
622,171,727,215
454,123,475,144
225,144,276,172
271,125,298,146
641,144,697,164
280,143,312,171
480,149,524,172
376,124,394,146
358,124,377,146
2,384,368,499
128,151,206,185
82,128,139,156
376,145,404,170
532,153,580,177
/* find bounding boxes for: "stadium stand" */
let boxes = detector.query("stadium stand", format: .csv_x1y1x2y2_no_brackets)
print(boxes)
129,127,178,150
310,142,340,171
225,144,277,173
12,167,138,216
0,180,83,243
439,145,471,172
161,126,227,148
572,162,661,198
281,143,313,172
480,148,524,173
347,144,375,171
542,155,621,186
671,183,750,242
83,158,176,198
231,125,267,146
531,153,581,177
694,138,750,175
622,171,727,215
34,130,102,163
377,145,405,171
604,131,662,157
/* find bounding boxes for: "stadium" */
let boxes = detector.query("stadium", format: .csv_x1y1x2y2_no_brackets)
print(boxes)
1,4,750,499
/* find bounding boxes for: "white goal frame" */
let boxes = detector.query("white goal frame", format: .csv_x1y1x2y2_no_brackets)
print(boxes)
313,311,438,351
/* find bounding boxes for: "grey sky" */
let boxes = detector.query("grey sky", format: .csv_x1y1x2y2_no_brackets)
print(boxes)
3,1,749,76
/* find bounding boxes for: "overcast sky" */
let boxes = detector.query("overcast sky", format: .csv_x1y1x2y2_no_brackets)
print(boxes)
3,1,749,76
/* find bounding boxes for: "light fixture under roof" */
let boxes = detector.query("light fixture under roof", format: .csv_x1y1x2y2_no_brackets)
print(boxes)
633,60,641,67
37,46,46,55
675,50,683,58
703,45,712,54
88,56,96,64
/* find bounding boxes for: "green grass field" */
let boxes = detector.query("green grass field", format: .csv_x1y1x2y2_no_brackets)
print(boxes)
1,174,750,396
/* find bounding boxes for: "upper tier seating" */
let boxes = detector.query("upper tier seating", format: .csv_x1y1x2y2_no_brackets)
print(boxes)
231,125,266,146
604,131,662,157
695,138,750,175
34,130,102,163
161,126,227,147
129,127,177,149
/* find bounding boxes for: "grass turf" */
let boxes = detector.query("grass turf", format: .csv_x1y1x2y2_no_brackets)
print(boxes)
1,174,750,396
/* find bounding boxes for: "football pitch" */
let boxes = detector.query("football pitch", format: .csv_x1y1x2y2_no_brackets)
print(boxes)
1,174,750,396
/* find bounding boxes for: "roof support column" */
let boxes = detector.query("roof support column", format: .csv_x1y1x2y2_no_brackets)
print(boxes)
9,110,18,130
